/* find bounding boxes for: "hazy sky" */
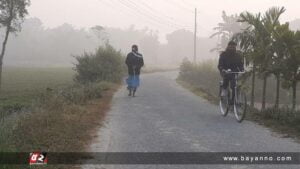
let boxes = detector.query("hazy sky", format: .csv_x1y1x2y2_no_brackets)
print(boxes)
28,0,300,40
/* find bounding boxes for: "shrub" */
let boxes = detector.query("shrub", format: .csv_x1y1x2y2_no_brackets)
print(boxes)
178,59,221,97
74,44,125,84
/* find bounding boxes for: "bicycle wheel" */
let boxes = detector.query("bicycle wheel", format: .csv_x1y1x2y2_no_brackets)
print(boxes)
219,89,229,117
234,88,247,123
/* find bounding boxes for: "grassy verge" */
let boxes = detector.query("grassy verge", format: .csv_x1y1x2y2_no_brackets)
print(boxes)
177,79,218,105
0,82,119,169
177,59,300,142
0,67,120,168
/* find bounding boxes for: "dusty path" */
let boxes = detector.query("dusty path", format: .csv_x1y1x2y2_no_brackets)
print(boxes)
83,72,300,169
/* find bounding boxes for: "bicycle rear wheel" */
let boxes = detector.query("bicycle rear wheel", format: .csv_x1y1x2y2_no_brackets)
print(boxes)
234,88,247,123
219,90,229,117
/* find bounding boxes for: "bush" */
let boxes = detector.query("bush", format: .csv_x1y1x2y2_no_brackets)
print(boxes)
74,44,125,84
178,59,221,97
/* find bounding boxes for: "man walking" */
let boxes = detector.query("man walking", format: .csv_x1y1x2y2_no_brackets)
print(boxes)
125,45,144,97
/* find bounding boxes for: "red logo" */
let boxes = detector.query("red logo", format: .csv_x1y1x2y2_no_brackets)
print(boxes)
29,152,48,165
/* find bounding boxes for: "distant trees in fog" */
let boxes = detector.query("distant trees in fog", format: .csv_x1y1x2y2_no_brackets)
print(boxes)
1,18,217,67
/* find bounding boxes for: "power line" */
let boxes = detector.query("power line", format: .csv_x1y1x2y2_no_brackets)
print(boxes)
121,0,191,30
99,0,211,34
135,0,194,28
116,0,180,29
103,0,174,31
100,0,155,27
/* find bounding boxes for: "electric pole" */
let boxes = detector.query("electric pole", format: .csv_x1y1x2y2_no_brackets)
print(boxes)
194,8,197,63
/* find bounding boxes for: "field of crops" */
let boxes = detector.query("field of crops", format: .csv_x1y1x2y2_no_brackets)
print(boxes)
0,67,75,109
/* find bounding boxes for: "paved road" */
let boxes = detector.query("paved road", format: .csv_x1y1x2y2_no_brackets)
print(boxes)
83,72,300,169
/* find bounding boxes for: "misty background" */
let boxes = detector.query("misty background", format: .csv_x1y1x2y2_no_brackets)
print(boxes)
1,0,300,67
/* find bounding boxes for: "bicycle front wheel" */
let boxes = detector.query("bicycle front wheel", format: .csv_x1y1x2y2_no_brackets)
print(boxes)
234,89,247,123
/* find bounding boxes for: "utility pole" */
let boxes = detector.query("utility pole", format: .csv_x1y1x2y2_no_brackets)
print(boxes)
194,8,197,63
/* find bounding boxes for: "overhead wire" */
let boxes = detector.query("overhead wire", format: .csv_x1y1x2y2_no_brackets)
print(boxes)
102,0,173,31
120,0,190,30
128,0,194,29
99,0,212,34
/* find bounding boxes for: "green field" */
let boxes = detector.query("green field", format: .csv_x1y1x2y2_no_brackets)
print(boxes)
0,67,75,109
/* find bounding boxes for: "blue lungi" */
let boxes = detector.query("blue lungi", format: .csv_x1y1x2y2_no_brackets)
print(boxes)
126,75,140,89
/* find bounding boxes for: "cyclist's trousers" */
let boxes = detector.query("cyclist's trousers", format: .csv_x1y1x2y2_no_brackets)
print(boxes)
222,74,236,102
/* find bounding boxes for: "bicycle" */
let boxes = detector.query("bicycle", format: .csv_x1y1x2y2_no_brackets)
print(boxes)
219,70,247,123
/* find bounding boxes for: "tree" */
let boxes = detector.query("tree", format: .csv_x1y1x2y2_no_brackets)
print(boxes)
261,7,286,109
166,29,194,63
280,30,300,110
234,12,263,109
0,0,30,91
139,31,159,65
210,11,247,52
271,23,290,108
90,25,108,43
235,7,286,110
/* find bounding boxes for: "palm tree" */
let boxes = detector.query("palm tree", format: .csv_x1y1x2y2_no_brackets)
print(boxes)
271,23,290,108
234,12,264,109
235,7,286,110
280,30,300,110
210,11,247,52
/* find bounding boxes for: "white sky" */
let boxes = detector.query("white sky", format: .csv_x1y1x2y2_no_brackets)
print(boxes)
28,0,300,40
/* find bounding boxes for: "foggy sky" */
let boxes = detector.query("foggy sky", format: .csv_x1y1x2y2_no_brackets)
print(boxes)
29,0,300,42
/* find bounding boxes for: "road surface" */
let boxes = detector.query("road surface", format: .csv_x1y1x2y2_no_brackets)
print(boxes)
83,72,300,169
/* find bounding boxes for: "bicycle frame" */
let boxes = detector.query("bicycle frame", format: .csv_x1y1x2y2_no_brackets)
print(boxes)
224,71,245,103
219,70,247,122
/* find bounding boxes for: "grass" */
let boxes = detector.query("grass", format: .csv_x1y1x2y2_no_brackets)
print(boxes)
177,59,300,142
177,79,218,105
11,82,117,152
0,67,120,169
0,67,74,109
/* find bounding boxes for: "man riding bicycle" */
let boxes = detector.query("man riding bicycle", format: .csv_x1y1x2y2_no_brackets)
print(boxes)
218,41,244,104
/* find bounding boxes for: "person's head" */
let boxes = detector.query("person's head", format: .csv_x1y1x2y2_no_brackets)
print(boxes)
226,41,237,52
132,44,138,52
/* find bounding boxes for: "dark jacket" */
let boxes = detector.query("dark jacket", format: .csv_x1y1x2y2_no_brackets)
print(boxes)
218,50,244,72
126,52,144,75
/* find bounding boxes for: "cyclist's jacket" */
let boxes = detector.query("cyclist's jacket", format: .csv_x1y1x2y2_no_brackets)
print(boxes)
218,50,244,72
126,51,144,76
